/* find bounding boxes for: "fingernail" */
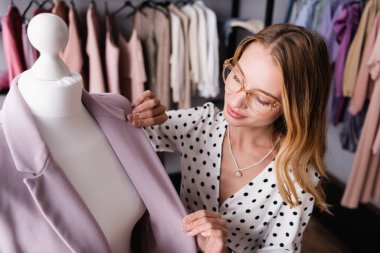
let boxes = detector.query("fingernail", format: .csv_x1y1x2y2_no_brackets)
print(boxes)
201,232,207,236
183,217,188,223
127,114,133,121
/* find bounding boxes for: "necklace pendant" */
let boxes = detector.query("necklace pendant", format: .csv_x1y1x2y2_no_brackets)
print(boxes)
235,170,242,177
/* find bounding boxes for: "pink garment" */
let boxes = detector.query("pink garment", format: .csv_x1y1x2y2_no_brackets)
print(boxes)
1,4,26,90
373,125,380,154
105,17,120,94
22,23,35,69
118,30,146,102
52,0,69,25
86,3,106,93
341,38,380,208
61,3,83,75
349,12,380,116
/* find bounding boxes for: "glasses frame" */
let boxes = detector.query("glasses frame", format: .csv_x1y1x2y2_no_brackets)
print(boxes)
222,58,281,115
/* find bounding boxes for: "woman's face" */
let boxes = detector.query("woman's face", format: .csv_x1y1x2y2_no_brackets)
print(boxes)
223,42,283,128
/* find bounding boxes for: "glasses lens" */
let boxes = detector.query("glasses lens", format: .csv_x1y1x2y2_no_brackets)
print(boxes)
248,93,274,114
223,64,242,93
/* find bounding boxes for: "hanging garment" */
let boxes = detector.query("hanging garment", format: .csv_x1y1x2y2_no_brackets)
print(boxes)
343,0,380,98
197,1,219,98
134,8,156,92
22,22,35,69
373,125,380,154
311,0,330,31
349,11,380,115
154,7,171,109
169,4,191,109
105,16,121,94
332,2,361,125
341,36,380,208
61,3,83,75
339,100,369,152
223,19,264,47
168,8,185,104
193,3,208,94
1,4,26,91
86,3,106,93
0,79,197,253
294,0,319,29
181,4,200,94
52,0,69,25
317,0,341,63
118,29,147,102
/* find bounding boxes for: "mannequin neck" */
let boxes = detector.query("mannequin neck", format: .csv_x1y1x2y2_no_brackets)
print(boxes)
18,71,85,118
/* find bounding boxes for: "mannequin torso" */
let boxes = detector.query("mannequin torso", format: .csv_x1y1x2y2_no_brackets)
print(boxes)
17,13,145,253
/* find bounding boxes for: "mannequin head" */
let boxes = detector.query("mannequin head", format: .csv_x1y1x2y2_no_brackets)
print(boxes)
27,13,70,80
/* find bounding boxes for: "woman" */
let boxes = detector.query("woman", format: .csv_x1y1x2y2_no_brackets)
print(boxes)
128,23,331,253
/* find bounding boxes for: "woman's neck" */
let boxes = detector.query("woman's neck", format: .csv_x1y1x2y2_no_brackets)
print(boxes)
18,71,84,118
229,124,275,150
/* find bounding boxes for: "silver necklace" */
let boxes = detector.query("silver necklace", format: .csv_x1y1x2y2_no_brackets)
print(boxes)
227,126,280,177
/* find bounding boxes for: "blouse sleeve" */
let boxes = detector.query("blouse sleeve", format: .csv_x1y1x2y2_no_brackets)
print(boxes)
257,169,321,253
142,102,220,153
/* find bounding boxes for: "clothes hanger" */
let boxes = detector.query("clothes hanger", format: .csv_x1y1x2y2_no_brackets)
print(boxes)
110,1,138,18
126,0,153,19
175,0,194,7
156,1,172,7
39,0,54,9
22,0,40,21
139,0,170,18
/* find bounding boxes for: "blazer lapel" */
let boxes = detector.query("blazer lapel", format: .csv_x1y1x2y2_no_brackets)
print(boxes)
1,79,111,253
82,92,198,253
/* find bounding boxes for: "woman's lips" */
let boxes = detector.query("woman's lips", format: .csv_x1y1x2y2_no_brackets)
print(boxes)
227,105,245,119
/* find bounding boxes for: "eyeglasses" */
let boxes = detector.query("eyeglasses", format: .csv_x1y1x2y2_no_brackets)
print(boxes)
222,58,281,115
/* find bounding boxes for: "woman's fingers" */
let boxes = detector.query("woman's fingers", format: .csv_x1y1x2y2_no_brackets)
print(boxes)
132,97,161,113
182,210,227,237
131,90,154,108
131,112,168,127
183,217,227,233
185,222,227,237
129,104,166,121
187,223,227,237
127,91,168,127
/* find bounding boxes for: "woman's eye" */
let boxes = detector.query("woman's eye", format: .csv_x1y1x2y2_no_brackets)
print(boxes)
255,95,271,106
233,75,240,83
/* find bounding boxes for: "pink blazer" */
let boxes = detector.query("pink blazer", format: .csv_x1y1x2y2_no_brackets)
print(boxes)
0,79,197,253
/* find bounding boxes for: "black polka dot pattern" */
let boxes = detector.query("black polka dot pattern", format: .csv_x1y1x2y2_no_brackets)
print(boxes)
142,102,320,253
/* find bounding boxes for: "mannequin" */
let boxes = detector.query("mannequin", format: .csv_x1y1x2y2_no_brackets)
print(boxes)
18,14,145,253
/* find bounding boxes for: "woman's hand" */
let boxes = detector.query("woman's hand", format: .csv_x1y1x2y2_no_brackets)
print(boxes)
183,210,229,253
127,90,168,127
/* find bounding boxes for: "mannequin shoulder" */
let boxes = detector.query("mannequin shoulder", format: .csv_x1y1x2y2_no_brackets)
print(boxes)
91,93,132,113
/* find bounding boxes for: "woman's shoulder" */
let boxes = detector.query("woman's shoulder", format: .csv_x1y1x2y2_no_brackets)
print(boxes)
167,102,223,121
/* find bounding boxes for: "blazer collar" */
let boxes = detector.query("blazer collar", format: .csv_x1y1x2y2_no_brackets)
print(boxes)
1,77,125,175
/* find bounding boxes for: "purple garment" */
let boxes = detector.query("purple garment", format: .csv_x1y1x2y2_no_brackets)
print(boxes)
333,2,361,98
332,2,361,125
0,78,197,253
317,0,341,63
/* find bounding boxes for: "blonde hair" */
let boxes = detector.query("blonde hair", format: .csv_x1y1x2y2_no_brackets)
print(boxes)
232,24,331,212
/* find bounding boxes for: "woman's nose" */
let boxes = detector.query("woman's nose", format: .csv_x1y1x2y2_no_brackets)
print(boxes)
229,91,247,109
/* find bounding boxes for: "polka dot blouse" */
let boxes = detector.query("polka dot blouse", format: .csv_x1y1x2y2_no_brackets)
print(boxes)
143,102,321,253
